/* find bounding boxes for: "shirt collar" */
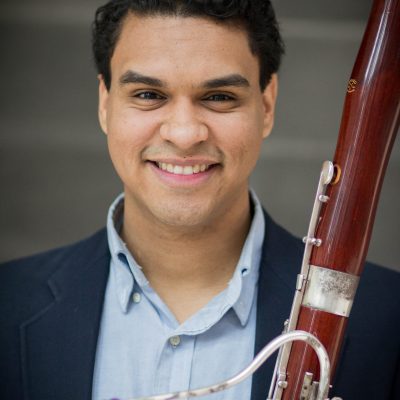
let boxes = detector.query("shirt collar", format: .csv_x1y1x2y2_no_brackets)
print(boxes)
106,193,149,313
106,190,265,324
230,188,265,325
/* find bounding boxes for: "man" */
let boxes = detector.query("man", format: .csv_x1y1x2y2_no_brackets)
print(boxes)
0,1,399,399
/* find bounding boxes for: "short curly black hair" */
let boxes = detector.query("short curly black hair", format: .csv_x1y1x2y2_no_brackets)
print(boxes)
92,0,284,91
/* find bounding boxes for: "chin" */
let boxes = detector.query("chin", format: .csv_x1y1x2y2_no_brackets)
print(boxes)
150,202,214,228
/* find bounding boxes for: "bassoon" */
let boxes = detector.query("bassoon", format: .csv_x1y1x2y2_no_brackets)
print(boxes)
270,0,400,398
124,0,400,399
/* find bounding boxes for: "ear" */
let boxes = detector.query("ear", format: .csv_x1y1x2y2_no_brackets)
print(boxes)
98,75,109,135
261,73,278,139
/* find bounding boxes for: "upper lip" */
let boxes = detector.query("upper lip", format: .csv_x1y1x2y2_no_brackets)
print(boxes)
147,158,219,166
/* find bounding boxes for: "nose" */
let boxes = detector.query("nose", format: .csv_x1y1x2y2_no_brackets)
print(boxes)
159,100,208,150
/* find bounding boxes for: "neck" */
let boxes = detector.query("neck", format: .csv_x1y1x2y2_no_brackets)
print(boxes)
120,191,252,322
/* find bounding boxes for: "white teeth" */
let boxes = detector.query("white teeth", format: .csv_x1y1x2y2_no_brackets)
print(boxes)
156,162,210,175
173,165,183,174
183,166,193,175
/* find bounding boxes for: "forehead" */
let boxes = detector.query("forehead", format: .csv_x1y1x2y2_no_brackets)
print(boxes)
110,13,260,86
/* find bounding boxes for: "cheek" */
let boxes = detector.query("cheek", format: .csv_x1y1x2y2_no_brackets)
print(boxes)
107,108,159,153
216,114,264,165
105,109,159,180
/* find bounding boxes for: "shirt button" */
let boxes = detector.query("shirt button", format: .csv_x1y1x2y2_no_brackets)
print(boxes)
169,335,181,347
132,292,141,303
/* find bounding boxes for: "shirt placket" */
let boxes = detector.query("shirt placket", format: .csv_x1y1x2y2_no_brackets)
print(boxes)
154,333,195,394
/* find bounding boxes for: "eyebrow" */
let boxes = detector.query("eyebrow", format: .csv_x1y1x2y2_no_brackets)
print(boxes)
119,71,165,87
119,70,250,89
203,74,250,89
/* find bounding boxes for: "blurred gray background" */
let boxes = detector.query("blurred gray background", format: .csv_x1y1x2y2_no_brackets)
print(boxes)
0,0,398,271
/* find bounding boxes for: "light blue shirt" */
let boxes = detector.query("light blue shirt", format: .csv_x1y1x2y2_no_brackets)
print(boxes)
92,190,265,400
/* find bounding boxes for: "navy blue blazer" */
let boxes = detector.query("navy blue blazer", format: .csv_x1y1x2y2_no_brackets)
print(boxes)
1,212,399,399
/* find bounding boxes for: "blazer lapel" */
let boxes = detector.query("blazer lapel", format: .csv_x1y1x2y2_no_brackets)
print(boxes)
20,230,110,400
251,212,304,400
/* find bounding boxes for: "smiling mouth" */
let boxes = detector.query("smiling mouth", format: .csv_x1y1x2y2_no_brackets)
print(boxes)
153,162,215,175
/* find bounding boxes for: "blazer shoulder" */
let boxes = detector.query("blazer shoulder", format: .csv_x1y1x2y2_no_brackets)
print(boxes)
0,228,108,286
356,261,400,310
348,261,400,343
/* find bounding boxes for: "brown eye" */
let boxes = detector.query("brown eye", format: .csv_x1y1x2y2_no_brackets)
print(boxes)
205,94,234,102
129,90,167,110
202,92,238,112
135,91,164,100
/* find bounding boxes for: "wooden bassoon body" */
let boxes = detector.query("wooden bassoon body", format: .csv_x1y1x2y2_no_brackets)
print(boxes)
274,0,400,398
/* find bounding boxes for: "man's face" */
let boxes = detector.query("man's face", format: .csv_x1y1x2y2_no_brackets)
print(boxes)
99,13,277,228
